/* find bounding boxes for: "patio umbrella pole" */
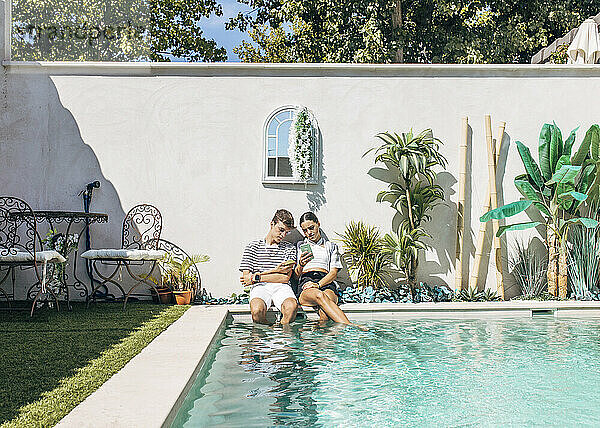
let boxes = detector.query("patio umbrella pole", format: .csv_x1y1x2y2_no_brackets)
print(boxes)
455,117,469,292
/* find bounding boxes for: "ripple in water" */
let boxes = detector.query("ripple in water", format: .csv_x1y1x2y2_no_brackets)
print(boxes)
172,318,600,427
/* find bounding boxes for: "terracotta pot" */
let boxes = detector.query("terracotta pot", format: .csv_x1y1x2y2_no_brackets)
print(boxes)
151,287,172,304
158,290,172,304
173,290,192,305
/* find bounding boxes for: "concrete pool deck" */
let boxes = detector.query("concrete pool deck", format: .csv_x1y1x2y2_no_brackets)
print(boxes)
56,301,600,428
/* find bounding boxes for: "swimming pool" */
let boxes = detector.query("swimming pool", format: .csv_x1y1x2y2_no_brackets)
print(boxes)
171,317,600,427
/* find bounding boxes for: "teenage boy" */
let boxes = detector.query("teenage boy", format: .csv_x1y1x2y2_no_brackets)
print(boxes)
239,209,298,324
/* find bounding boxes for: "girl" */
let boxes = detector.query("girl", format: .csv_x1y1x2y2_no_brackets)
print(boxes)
295,212,354,326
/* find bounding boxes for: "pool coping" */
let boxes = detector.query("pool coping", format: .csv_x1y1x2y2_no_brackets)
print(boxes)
55,301,600,428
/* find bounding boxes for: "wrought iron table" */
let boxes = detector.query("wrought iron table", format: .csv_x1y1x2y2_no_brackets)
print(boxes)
9,210,108,308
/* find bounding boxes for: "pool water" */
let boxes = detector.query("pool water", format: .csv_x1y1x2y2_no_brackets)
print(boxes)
172,318,600,427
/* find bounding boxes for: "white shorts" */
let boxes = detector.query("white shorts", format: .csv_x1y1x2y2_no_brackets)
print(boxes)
249,283,297,311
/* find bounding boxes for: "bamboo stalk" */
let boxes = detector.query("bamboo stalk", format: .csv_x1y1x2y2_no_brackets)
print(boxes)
494,122,506,299
485,116,504,299
455,117,469,292
469,119,502,292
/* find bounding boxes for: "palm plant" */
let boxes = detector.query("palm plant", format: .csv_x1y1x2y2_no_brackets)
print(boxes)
365,128,447,297
508,239,547,298
481,123,600,298
382,227,429,295
161,253,209,291
337,221,390,289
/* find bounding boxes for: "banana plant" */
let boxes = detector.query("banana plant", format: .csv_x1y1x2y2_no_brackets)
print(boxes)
481,123,600,299
365,129,447,297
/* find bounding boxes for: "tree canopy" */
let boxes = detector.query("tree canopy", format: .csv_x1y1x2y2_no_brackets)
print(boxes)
11,0,227,61
226,0,599,63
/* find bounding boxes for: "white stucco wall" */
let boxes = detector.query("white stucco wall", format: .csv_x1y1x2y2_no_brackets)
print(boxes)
1,62,600,299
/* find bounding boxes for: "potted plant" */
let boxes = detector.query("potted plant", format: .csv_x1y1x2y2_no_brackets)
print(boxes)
161,253,209,305
147,276,173,304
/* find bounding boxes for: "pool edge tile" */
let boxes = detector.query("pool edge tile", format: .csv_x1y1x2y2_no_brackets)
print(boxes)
55,305,230,428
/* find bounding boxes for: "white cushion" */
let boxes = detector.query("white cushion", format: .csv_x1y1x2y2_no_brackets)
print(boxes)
0,249,66,263
81,249,166,261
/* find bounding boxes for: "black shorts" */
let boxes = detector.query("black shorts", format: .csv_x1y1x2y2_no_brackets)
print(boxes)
296,271,338,298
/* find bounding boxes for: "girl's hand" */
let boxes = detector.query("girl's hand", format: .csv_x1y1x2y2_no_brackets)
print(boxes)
302,281,319,291
298,251,313,267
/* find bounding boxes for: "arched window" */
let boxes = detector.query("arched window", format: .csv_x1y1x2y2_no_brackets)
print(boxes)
263,106,318,184
264,107,294,180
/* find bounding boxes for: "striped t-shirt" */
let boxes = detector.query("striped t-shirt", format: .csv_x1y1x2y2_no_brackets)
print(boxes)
239,239,297,287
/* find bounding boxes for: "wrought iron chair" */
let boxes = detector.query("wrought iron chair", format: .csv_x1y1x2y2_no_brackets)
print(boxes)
0,196,66,315
152,239,202,301
82,204,165,308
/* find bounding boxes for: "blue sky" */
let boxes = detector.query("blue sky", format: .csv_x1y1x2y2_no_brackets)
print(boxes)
197,0,253,61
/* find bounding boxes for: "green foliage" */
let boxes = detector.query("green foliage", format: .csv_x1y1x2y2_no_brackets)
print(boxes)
369,129,447,184
508,239,547,298
368,129,447,231
453,286,500,302
227,0,597,64
482,123,600,239
568,225,600,299
160,253,209,291
11,0,226,61
367,128,446,295
0,303,187,427
148,0,227,61
547,43,569,64
337,221,391,289
382,227,429,276
496,221,543,237
480,200,533,222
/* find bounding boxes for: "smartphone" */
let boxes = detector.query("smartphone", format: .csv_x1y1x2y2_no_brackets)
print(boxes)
300,243,314,260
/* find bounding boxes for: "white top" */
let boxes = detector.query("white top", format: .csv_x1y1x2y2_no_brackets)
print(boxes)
297,237,343,272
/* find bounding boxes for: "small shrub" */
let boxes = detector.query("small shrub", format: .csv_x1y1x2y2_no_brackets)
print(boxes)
337,221,391,289
453,287,500,302
508,238,547,298
568,225,600,299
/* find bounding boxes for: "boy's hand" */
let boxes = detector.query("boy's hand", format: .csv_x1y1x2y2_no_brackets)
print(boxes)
276,260,295,274
240,271,253,285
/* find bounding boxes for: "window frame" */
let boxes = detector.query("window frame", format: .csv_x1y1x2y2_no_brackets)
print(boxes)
262,105,318,185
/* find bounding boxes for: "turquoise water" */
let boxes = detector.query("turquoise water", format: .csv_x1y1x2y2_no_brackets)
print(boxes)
172,318,600,427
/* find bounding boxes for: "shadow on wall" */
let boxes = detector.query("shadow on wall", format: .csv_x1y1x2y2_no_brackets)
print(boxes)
307,128,326,211
0,70,127,299
419,171,457,287
366,161,457,288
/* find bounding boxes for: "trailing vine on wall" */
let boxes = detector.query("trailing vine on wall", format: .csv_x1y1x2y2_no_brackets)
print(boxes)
288,106,317,181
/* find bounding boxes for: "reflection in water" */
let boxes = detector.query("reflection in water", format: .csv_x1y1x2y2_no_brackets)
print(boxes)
172,318,600,427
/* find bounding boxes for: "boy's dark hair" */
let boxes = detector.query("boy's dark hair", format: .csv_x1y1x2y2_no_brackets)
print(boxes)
272,209,295,228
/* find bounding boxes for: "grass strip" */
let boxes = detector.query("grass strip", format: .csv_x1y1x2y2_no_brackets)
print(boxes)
0,304,188,428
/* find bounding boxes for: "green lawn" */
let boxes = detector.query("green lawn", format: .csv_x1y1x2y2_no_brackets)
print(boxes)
0,302,188,428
